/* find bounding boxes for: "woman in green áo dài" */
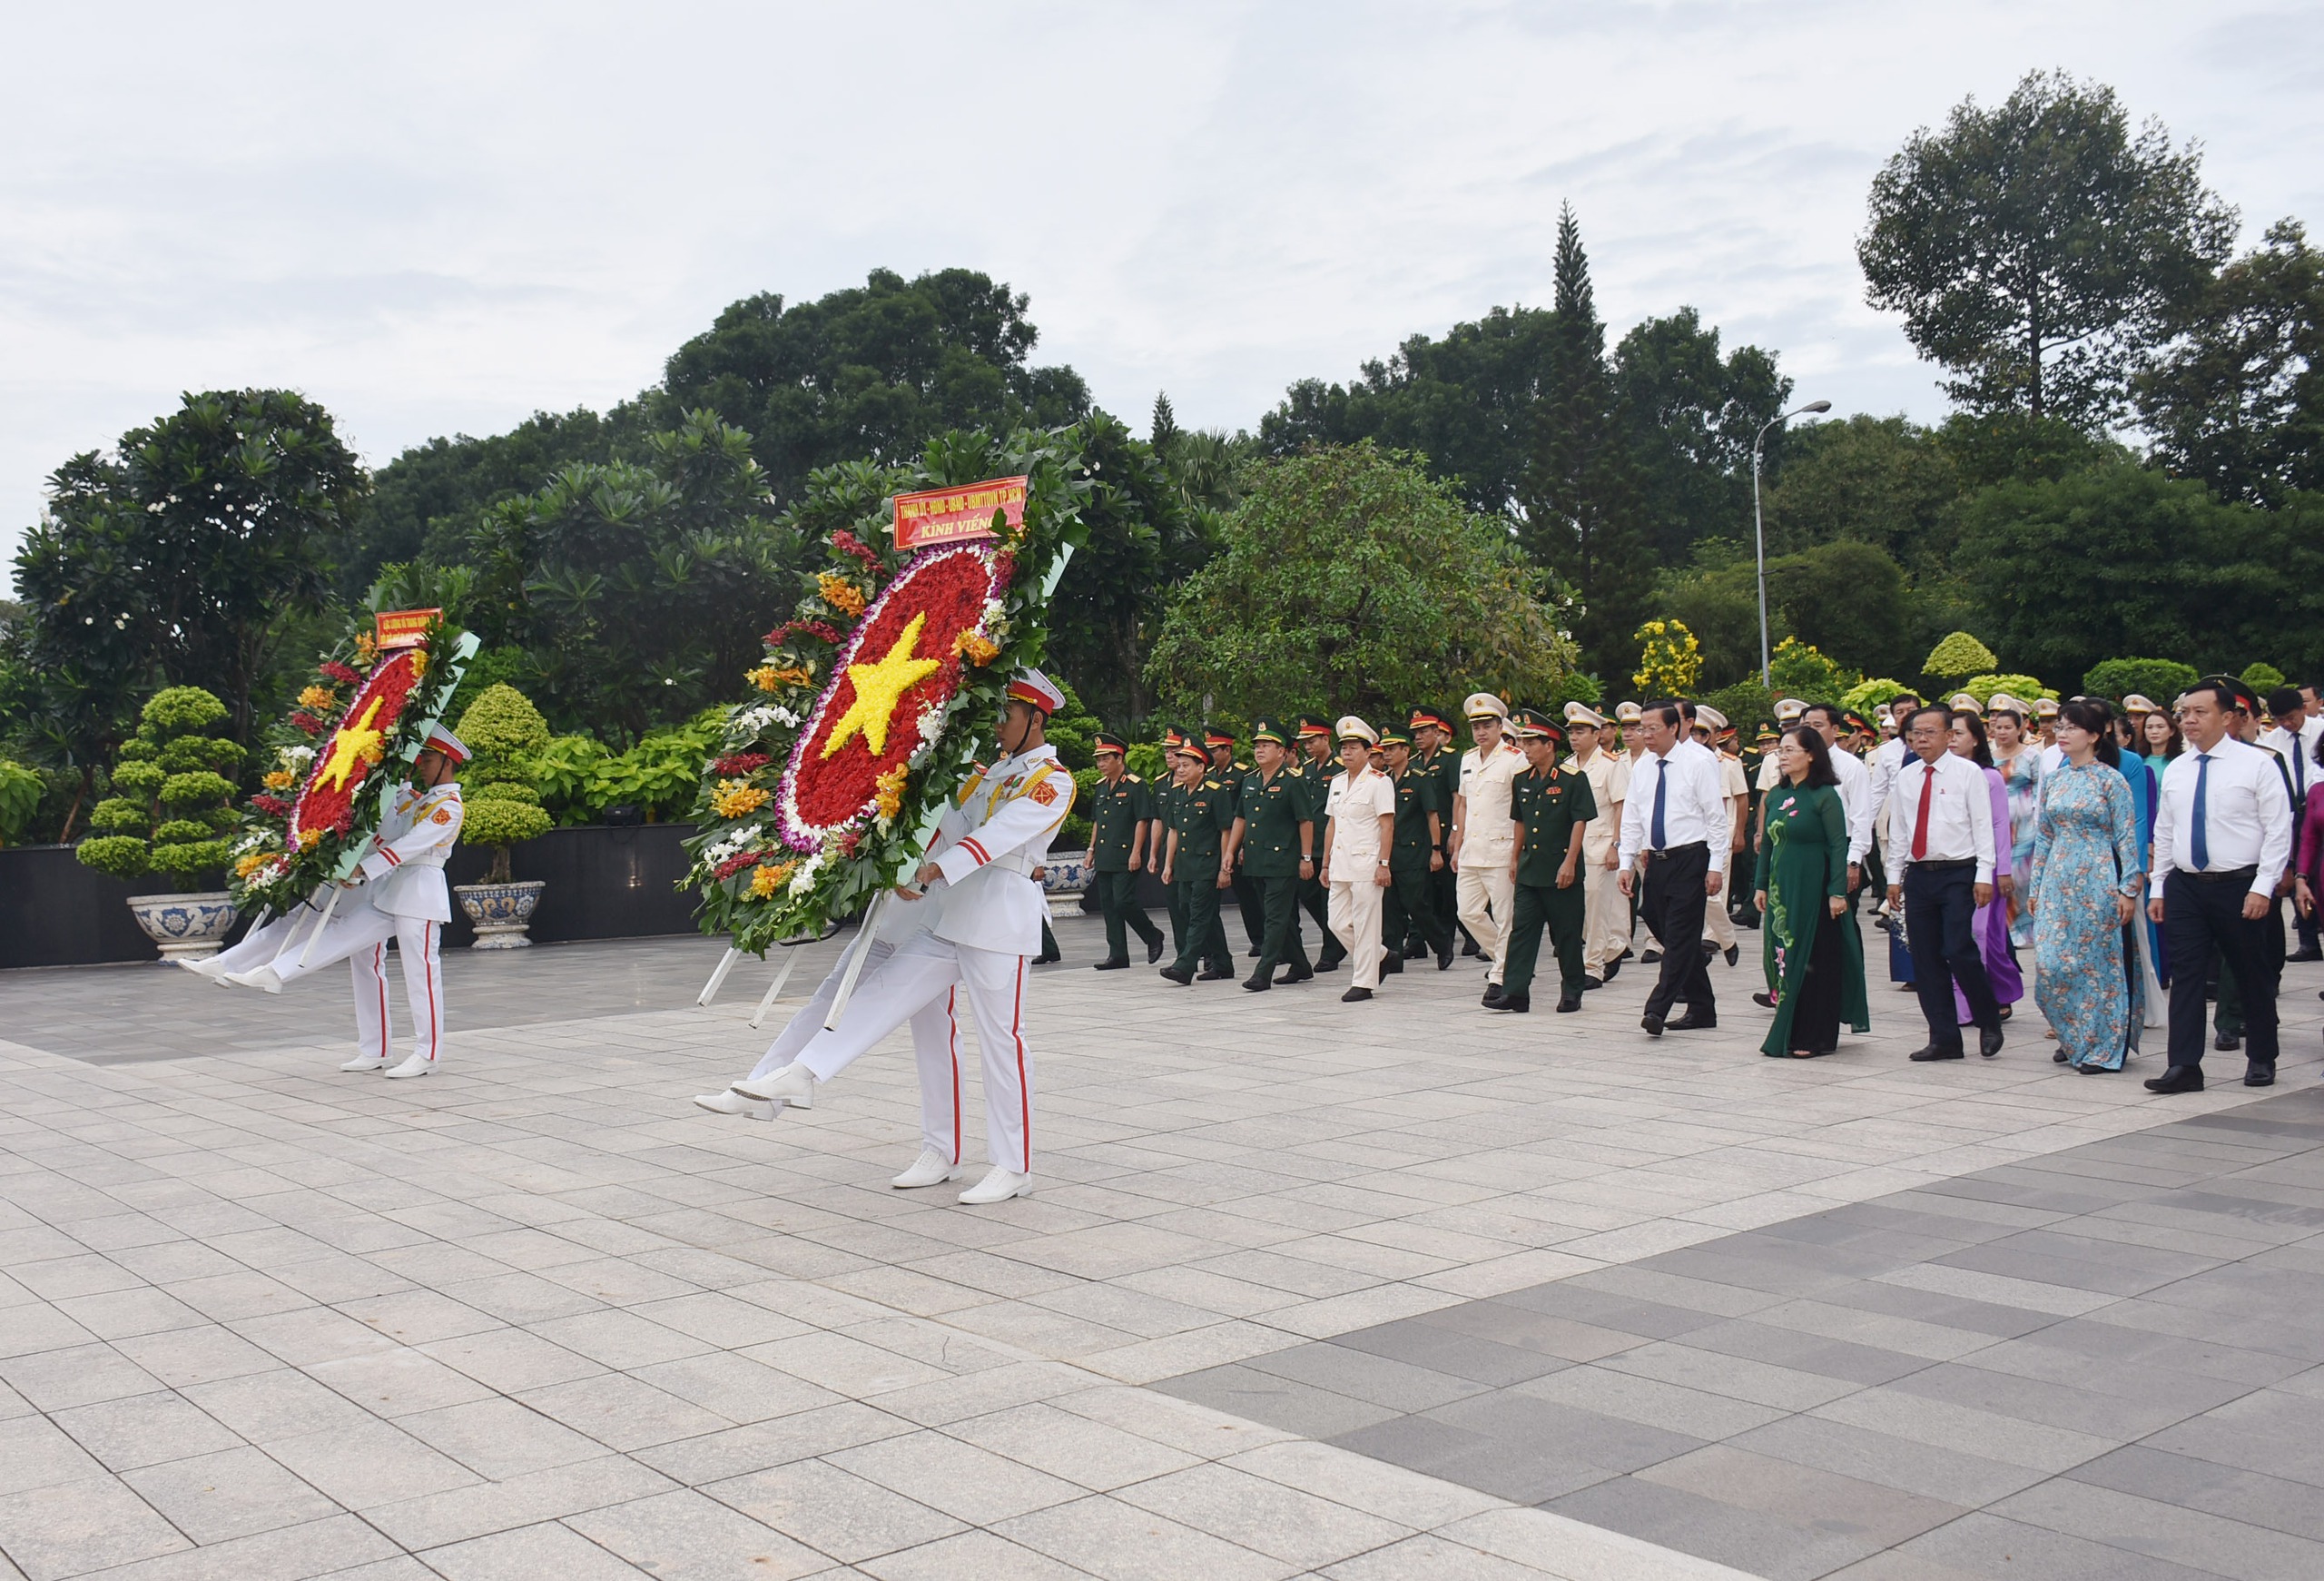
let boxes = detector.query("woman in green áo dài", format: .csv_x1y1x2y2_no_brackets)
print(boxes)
1756,726,1868,1058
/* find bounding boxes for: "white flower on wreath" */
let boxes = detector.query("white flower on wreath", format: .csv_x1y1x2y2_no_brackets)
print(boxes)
704,824,764,866
725,706,778,742
787,852,824,895
278,744,314,766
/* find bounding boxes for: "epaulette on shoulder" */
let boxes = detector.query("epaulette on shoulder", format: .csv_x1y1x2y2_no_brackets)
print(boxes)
1204,778,1222,790
1125,772,1142,783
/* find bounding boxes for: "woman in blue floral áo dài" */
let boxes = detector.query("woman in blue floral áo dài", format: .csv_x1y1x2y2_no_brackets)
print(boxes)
2030,699,2145,1072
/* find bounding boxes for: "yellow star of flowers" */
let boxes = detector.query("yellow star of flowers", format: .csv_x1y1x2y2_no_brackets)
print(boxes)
820,613,940,760
318,697,386,793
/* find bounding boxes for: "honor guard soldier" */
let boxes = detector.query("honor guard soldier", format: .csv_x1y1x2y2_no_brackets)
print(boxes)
1487,708,1597,1013
1086,731,1166,969
1451,694,1525,991
1229,717,1315,990
1293,715,1345,970
217,729,469,1080
1380,719,1454,971
732,669,1076,1204
1158,736,1237,983
1563,702,1630,987
1206,726,1263,956
1320,716,1396,1000
1408,706,1465,955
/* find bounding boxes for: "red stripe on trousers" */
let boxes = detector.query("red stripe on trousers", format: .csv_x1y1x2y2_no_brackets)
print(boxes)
1012,957,1029,1173
373,942,389,1059
423,923,438,1061
946,986,960,1165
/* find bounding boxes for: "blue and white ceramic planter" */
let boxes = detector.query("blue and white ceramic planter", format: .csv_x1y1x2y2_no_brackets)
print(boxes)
1039,852,1089,899
126,892,239,961
454,880,546,949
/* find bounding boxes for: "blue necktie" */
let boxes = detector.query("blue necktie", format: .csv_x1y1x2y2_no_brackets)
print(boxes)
1651,761,1669,849
2191,753,2211,870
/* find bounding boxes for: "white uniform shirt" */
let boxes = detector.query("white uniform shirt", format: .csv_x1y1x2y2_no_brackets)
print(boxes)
1718,753,1748,848
1456,741,1526,852
926,744,1075,956
1562,749,1626,864
1618,740,1729,875
1828,746,1874,866
2151,737,2294,899
2260,726,2312,811
1866,736,1910,831
356,783,464,921
1324,766,1395,870
1886,752,1997,883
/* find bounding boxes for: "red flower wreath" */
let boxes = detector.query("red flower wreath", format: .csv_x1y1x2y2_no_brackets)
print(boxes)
288,649,426,846
775,544,1005,851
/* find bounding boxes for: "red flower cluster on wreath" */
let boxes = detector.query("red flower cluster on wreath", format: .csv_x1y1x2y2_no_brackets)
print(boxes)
290,711,330,736
711,851,761,880
320,660,362,687
289,649,426,845
763,618,845,649
713,752,772,776
831,529,883,573
251,794,290,817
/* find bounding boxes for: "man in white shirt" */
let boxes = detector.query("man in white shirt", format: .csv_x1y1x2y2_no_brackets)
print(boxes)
2259,686,2319,962
1691,707,1750,965
1451,694,1526,991
1884,704,2004,1062
1320,716,1397,1002
1863,689,1919,914
1618,699,1728,1034
1563,703,1629,986
2147,677,2296,1093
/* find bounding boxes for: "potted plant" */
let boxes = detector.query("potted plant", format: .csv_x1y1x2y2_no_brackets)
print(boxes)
451,684,554,947
75,687,246,959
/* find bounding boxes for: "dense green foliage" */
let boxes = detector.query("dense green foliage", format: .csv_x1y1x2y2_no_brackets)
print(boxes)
74,687,244,885
453,685,553,882
2082,657,2200,706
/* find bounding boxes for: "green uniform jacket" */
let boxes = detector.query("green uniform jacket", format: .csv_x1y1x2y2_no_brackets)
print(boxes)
1236,765,1312,878
1165,777,1236,879
1512,766,1598,886
1415,746,1459,852
1088,774,1153,873
1389,768,1443,872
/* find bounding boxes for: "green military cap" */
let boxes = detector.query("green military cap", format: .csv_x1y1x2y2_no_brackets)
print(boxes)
1510,707,1564,746
1170,736,1211,765
1408,704,1455,735
1203,725,1237,750
1755,720,1780,745
1249,716,1289,746
1295,714,1333,743
1093,730,1129,757
1378,718,1413,747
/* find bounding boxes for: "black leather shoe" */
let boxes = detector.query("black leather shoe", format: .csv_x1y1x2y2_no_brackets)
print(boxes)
1555,996,1581,1013
1667,1013,1718,1032
1158,964,1193,984
1641,1013,1665,1037
1492,992,1529,1013
1581,975,1603,991
1403,943,1429,960
1197,965,1235,981
1341,986,1373,1003
1279,966,1315,984
1436,950,1454,972
1618,947,1635,962
1462,940,1482,957
1724,944,1740,967
1980,1026,2004,1059
1380,955,1404,976
1751,992,1777,1010
1092,958,1131,971
1641,949,1662,964
1908,1044,1965,1061
2288,947,2322,963
2145,1064,2205,1093
2053,1049,2070,1063
1241,975,1271,993
1700,941,1718,960
1482,983,1507,1007
1246,946,1262,958
2215,1031,2241,1052
1603,959,1621,983
1147,937,1165,964
2245,1064,2277,1087
1315,955,1344,973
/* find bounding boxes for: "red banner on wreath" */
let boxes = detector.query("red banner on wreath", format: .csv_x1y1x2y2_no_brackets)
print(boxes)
891,476,1027,550
374,608,440,650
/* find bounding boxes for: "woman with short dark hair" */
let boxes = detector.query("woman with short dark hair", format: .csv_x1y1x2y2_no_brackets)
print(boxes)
2028,698,2145,1072
1753,726,1866,1057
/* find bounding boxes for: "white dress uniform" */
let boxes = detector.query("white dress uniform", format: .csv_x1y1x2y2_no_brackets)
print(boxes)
1563,738,1630,979
1324,728,1396,992
1455,726,1526,986
761,738,1074,1181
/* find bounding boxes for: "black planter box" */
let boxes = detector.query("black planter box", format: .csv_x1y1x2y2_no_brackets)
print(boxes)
1,824,706,969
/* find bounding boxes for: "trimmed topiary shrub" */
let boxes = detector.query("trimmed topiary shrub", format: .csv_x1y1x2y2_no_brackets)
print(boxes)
453,685,553,883
2082,658,2200,708
1962,674,2053,707
74,687,246,886
2241,661,2287,697
1923,631,1998,681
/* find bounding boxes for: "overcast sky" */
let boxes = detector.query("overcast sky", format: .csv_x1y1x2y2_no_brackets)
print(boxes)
5,1,2320,577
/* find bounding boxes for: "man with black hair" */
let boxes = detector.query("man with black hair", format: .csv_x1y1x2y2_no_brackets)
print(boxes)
1618,699,1728,1034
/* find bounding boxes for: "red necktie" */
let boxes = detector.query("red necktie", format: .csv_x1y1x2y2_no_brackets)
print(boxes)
1911,763,1935,861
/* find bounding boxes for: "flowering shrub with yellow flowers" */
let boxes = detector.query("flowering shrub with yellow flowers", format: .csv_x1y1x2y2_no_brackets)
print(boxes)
1632,618,1704,697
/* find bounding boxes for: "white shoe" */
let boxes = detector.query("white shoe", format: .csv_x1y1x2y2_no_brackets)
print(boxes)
382,1054,433,1080
340,1054,394,1072
693,1090,778,1120
177,955,227,979
730,1062,815,1104
958,1167,1033,1205
222,965,283,994
891,1149,961,1190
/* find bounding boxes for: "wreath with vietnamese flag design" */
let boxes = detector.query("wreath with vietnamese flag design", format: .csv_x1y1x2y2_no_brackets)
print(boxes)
228,614,472,915
684,429,1088,954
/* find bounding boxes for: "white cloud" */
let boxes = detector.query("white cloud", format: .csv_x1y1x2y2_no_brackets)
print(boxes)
5,0,2320,573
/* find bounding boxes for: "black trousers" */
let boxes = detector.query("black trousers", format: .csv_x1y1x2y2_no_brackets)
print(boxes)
1640,844,1713,1019
1251,874,1313,980
1384,862,1452,962
1299,871,1344,964
1502,879,1586,1001
1169,873,1233,974
2166,870,2279,1070
1095,869,1163,962
1904,864,1998,1048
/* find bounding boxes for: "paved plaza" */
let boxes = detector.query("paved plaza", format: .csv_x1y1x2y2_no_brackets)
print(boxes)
1,913,2320,1580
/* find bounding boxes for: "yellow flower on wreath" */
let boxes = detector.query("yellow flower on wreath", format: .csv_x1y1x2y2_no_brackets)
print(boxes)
817,573,868,618
1632,618,1703,696
954,628,1000,667
297,685,338,712
353,631,377,663
233,850,272,879
747,664,812,693
262,769,296,790
873,764,909,822
298,828,321,851
747,861,796,899
712,779,771,819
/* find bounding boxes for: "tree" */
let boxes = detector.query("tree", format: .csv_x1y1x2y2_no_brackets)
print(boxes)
454,685,553,883
1763,415,1964,571
75,687,244,887
1519,205,1658,678
1611,308,1790,561
14,390,368,744
2134,220,2324,506
1762,540,1916,681
2082,657,2199,706
1924,630,1999,681
1632,620,1703,695
1146,444,1576,722
1859,70,2236,429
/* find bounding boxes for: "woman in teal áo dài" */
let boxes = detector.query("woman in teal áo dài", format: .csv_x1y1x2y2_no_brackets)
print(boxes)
2029,698,2145,1072
1756,726,1868,1058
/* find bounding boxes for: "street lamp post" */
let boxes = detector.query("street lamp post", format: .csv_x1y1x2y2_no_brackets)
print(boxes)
1753,400,1832,686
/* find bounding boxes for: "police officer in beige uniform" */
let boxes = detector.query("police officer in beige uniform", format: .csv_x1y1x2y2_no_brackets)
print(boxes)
1451,693,1526,989
1563,702,1630,986
1693,705,1750,966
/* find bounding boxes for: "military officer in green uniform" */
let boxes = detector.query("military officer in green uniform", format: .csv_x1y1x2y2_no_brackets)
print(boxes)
1487,707,1598,1014
1205,726,1263,956
1408,706,1467,957
1158,737,1236,983
1228,717,1315,991
1293,715,1345,970
1152,725,1194,963
1085,730,1166,969
1381,720,1453,972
